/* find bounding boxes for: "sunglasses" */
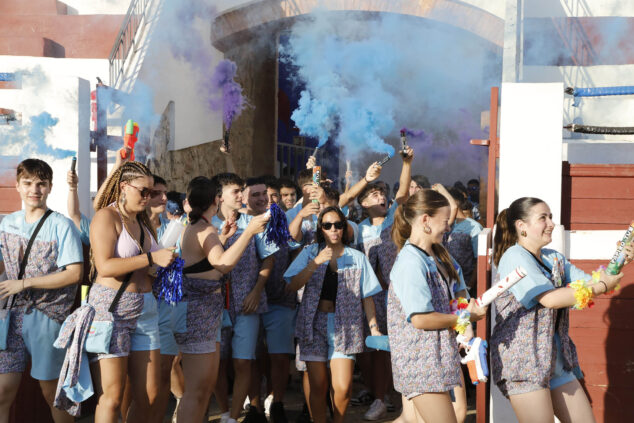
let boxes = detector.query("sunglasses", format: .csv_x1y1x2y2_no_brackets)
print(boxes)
322,221,345,230
151,189,167,198
127,184,152,198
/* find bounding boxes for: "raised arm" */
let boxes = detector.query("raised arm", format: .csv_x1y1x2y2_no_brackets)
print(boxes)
66,170,82,229
338,162,381,208
394,146,413,205
432,183,458,226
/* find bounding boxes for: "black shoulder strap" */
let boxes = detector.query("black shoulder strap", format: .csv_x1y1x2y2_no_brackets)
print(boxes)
18,209,53,280
4,209,54,311
107,214,147,313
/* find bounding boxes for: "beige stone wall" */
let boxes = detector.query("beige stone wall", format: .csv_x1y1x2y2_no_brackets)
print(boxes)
149,30,278,191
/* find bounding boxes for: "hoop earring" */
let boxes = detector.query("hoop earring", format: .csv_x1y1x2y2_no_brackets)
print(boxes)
424,225,432,234
520,230,527,237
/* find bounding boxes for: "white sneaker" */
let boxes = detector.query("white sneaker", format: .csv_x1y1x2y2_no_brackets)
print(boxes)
219,411,231,423
264,393,274,416
364,398,387,421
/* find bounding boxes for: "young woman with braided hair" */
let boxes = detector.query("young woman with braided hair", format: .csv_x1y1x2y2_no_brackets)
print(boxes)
89,161,177,423
491,197,632,423
388,190,487,423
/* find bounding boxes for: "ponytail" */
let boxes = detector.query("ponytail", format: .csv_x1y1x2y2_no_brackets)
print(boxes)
432,243,459,282
493,197,546,266
493,208,515,267
186,176,219,225
391,204,411,251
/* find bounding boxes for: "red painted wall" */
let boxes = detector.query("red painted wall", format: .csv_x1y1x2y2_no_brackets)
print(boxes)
569,260,634,423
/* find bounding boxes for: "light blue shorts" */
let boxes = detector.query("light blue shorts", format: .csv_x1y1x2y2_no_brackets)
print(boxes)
550,334,581,390
261,305,296,355
130,293,161,352
301,313,355,362
157,301,178,356
327,313,355,361
0,308,66,380
231,313,260,360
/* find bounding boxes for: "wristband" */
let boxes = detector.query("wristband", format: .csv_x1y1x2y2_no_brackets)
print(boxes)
568,279,594,310
453,310,471,335
147,252,154,267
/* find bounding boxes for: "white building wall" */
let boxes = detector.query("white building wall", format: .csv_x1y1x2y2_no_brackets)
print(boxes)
63,0,131,15
0,75,91,218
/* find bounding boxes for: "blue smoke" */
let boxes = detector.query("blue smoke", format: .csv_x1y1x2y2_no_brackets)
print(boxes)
0,112,73,159
282,9,500,183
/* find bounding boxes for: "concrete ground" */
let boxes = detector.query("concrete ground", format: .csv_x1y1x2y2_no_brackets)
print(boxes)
79,369,476,422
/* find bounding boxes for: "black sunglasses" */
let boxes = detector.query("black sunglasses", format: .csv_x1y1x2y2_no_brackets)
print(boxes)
127,183,152,198
322,221,345,230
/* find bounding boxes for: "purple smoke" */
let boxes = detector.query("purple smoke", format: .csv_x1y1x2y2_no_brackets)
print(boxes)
210,60,247,129
401,127,424,138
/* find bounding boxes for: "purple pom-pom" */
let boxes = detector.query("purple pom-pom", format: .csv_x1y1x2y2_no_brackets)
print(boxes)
156,257,185,305
264,203,293,248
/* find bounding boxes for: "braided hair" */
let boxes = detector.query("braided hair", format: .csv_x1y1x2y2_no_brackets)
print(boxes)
90,161,156,280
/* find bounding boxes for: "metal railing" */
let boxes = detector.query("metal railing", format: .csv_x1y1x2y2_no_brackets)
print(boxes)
277,143,323,179
109,0,150,87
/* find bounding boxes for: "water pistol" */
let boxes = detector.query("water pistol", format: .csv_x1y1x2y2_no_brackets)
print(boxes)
378,154,391,167
606,221,634,275
312,166,321,204
400,130,408,157
121,119,139,161
70,157,76,173
457,335,489,384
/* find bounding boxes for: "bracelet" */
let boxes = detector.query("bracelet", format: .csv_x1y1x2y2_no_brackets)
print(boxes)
599,281,608,295
453,310,471,335
147,252,154,267
568,279,594,310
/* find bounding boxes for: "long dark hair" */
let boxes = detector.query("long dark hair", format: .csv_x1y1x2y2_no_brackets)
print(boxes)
391,189,459,282
493,197,546,266
315,206,351,246
186,176,220,224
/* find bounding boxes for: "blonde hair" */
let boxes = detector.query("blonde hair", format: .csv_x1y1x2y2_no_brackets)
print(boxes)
392,190,459,281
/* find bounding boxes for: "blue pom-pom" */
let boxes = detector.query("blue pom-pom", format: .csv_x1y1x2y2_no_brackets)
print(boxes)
156,257,185,305
264,203,293,248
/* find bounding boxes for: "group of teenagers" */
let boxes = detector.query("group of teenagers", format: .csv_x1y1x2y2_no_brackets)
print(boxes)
0,145,630,423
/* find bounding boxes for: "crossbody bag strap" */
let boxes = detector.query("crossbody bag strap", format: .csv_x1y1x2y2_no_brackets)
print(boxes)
108,215,147,313
5,209,54,311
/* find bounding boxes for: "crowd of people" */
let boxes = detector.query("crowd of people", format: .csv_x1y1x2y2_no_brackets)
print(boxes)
0,146,630,423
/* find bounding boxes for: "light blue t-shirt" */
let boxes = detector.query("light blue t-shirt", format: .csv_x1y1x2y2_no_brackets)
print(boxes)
451,218,482,258
79,213,91,246
283,243,382,299
497,244,589,310
0,209,83,268
357,201,399,247
285,202,303,225
390,241,468,322
212,212,278,259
